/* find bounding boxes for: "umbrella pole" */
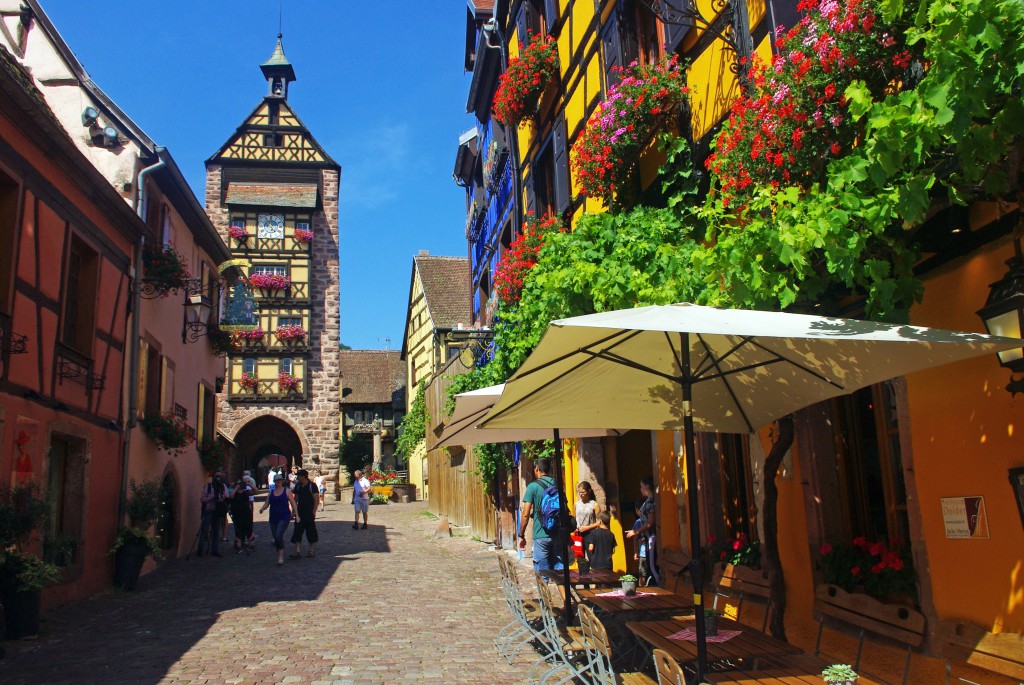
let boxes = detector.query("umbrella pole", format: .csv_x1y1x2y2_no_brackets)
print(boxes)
682,332,708,682
552,428,573,627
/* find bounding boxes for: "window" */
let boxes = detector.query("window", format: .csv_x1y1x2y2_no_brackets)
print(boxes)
263,133,283,148
0,167,18,313
61,234,99,355
252,265,287,277
277,316,301,328
280,358,293,375
296,221,310,232
717,434,757,543
144,346,163,418
243,358,256,375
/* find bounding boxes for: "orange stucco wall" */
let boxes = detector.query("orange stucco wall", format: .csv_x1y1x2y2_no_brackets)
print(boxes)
907,233,1024,632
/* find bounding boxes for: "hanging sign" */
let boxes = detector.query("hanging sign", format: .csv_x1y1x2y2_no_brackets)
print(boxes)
941,496,990,539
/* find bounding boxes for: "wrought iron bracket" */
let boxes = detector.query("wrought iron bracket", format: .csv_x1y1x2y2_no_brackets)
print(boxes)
639,0,752,81
0,314,28,356
138,278,185,300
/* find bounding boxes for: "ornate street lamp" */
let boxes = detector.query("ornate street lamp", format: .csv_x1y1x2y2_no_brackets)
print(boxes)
183,282,214,343
978,237,1024,393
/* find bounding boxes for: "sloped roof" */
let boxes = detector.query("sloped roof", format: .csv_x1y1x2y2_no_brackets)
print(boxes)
417,256,471,329
340,350,405,405
226,183,318,208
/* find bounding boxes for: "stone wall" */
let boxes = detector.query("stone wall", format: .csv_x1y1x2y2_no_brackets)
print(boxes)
206,164,342,496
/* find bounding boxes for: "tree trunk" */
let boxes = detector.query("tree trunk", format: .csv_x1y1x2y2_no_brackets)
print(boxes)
762,415,794,641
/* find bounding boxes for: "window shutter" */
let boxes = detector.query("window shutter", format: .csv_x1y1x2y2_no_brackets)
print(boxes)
553,113,570,214
137,340,148,420
661,0,692,54
524,167,537,216
544,0,559,34
196,383,205,445
601,7,623,89
515,2,529,48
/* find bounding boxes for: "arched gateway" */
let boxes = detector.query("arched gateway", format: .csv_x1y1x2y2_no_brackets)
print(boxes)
208,37,341,493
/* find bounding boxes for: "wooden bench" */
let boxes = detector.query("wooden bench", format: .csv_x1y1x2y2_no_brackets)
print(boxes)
712,562,773,631
659,548,692,594
935,620,1024,684
813,583,926,685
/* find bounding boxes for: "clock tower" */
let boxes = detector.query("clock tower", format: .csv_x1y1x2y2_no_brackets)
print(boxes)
205,35,342,491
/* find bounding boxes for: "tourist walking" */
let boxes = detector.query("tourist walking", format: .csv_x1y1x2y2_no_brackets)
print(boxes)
259,472,295,566
230,479,255,553
289,469,319,558
574,480,601,562
314,472,326,512
352,469,371,529
518,457,564,572
198,470,230,558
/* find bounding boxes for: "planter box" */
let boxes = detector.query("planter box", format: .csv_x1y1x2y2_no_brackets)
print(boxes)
372,485,393,498
391,483,417,503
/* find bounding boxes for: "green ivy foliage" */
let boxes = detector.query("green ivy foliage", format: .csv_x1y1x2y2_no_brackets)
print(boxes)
395,380,428,464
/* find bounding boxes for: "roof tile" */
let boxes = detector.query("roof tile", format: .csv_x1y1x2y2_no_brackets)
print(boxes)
340,350,406,405
226,183,318,208
416,256,471,329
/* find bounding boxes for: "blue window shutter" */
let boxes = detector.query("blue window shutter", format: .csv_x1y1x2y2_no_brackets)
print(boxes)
544,0,559,34
601,7,623,89
515,2,529,48
661,0,692,54
553,113,570,214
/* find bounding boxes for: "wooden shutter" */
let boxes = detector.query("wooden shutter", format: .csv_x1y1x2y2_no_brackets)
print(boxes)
136,340,148,420
544,0,559,34
661,0,692,54
196,383,205,445
515,2,529,48
552,113,570,214
601,7,624,89
524,167,537,216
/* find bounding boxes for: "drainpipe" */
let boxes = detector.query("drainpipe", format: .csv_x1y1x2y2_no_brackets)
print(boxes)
118,152,166,524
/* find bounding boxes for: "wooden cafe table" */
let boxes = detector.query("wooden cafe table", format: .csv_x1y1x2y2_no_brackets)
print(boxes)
578,586,695,616
538,568,623,588
625,615,803,672
704,665,884,684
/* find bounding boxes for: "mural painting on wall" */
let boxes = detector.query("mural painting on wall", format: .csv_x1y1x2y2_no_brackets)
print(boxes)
10,418,39,486
218,260,259,332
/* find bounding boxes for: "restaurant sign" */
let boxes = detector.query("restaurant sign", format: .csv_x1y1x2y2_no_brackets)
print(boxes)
941,496,989,539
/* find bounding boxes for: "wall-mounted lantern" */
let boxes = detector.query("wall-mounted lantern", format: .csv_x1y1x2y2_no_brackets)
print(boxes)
978,237,1024,393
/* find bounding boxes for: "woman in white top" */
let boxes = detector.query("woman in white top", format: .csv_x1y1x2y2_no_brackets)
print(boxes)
575,481,601,561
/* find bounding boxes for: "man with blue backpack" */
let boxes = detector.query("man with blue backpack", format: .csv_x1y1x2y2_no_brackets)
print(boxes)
518,457,565,571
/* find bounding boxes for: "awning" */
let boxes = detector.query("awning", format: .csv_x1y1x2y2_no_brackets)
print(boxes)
225,183,318,208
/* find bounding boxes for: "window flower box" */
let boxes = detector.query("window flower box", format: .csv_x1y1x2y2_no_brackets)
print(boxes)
293,228,313,244
277,372,300,394
228,225,249,243
140,412,192,455
275,324,307,344
238,328,266,345
492,33,559,127
238,372,258,391
248,273,291,296
572,57,690,206
141,242,190,297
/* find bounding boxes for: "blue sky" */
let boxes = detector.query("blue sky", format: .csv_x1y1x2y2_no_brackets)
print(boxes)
41,0,474,350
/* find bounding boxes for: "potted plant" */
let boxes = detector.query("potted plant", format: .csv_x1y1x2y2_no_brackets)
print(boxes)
239,371,258,392
620,573,638,596
141,241,191,296
821,664,859,684
703,607,719,636
227,224,249,244
293,227,313,244
492,32,559,127
277,372,300,394
275,324,307,344
198,437,227,474
0,482,60,639
111,479,164,591
207,326,238,356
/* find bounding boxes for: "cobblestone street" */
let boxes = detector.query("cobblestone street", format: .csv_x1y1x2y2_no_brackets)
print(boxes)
3,500,534,685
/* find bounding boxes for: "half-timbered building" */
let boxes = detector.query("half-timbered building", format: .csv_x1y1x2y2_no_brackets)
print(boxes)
206,36,342,490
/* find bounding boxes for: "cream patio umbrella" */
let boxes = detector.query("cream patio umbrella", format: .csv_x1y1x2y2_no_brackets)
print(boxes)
479,302,1021,680
435,383,626,625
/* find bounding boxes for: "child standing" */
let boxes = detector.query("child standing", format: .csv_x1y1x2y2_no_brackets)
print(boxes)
587,512,617,570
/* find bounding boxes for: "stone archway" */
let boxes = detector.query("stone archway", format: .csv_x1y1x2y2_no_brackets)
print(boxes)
233,415,307,487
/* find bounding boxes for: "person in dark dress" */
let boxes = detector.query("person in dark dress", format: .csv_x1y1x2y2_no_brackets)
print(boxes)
289,469,320,558
229,479,254,553
587,512,617,570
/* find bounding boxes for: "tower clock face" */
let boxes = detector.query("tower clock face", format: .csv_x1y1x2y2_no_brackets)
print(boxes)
257,214,285,239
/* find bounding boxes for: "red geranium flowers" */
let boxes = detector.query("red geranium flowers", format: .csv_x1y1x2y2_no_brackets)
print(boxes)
492,34,559,127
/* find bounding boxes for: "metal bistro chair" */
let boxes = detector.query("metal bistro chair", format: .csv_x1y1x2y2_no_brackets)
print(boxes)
532,572,590,685
495,556,544,663
576,603,656,685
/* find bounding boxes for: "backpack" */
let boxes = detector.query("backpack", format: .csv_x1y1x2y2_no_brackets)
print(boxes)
538,478,564,535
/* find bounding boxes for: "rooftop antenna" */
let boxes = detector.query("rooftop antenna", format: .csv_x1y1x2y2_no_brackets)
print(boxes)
279,0,283,35
380,337,392,350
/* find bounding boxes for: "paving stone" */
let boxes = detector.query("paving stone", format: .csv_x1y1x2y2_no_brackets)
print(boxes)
2,501,534,684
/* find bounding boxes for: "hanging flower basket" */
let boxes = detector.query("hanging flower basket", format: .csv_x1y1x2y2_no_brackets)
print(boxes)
294,228,314,244
277,372,300,394
572,57,690,205
492,33,559,127
238,372,258,391
227,225,249,243
275,324,307,344
248,273,291,291
140,412,191,455
141,242,190,296
197,438,227,474
207,326,238,356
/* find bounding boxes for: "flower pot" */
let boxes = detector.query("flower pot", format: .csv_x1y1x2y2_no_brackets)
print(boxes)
113,537,150,590
0,586,41,639
705,613,718,636
621,580,637,596
577,559,591,575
